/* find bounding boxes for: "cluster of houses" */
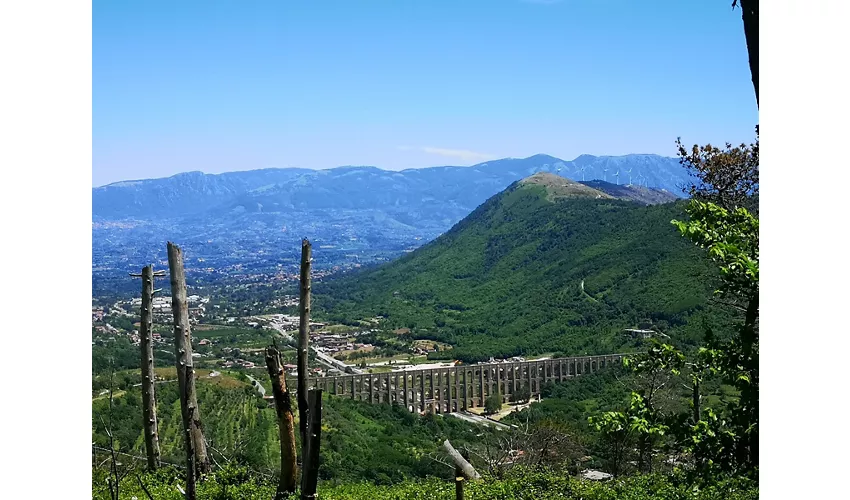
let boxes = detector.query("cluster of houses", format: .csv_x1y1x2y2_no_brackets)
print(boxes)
92,307,105,322
220,359,257,369
125,295,209,323
312,334,361,355
412,344,436,356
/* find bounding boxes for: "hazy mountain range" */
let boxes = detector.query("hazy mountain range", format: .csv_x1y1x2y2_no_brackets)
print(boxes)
93,154,687,220
92,154,688,293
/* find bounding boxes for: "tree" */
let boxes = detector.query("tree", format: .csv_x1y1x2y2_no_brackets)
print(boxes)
676,128,758,214
673,202,759,471
484,393,502,415
511,385,531,404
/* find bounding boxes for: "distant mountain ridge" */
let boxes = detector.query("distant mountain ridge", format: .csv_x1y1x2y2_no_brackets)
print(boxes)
93,153,687,220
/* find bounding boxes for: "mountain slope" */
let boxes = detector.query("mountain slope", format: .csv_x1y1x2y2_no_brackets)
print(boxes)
318,176,724,362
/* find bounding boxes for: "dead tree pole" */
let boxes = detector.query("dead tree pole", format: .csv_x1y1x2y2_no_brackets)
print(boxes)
130,264,165,470
455,448,470,500
297,239,312,454
301,389,323,500
265,345,298,498
167,242,210,483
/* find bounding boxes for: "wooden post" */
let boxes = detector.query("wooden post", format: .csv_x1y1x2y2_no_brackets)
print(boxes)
265,346,298,498
136,264,163,470
301,389,323,500
455,448,470,500
297,239,312,454
167,242,210,482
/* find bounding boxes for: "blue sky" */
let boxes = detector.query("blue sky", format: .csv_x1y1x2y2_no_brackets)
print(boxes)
93,0,758,187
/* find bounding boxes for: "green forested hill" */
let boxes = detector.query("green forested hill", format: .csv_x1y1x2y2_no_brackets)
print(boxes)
318,176,732,361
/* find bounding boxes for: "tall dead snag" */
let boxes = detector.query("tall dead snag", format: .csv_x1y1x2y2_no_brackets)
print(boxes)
297,238,312,454
300,389,323,500
265,345,298,498
443,440,480,481
131,264,165,470
167,242,210,488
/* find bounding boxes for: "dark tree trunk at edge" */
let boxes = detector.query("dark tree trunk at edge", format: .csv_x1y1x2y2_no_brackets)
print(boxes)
738,0,759,106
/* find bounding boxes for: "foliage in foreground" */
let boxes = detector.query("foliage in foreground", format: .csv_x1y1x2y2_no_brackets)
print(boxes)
93,464,758,500
93,380,485,484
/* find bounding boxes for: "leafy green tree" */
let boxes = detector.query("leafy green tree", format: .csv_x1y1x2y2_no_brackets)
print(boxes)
511,385,531,404
673,199,759,471
484,393,502,415
589,409,633,477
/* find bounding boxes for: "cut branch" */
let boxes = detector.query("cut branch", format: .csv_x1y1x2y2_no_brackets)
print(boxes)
443,439,481,481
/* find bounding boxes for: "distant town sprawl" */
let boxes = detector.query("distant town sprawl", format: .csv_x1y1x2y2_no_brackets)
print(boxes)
92,290,556,383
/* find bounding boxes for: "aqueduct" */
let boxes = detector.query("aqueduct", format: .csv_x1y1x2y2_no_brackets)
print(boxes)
310,354,625,414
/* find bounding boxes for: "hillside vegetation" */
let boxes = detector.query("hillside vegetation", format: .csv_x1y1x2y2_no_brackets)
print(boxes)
92,377,487,485
94,464,758,500
318,177,728,362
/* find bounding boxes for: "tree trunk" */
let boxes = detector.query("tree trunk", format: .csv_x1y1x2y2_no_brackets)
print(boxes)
301,389,323,500
139,264,161,470
297,239,312,454
167,242,210,481
692,379,701,424
742,291,759,468
265,346,298,498
738,0,759,106
443,440,481,480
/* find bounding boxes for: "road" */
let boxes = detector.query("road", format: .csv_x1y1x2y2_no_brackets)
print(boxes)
266,316,365,375
314,348,365,374
448,411,514,430
245,374,266,397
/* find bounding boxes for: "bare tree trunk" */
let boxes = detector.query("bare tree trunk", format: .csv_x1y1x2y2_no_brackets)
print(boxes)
736,0,759,106
297,239,312,454
167,242,210,483
138,264,162,470
443,440,480,480
265,346,298,498
301,389,323,500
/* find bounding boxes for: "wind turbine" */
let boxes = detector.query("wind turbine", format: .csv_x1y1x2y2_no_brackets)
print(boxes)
602,167,609,182
580,166,587,181
625,168,633,185
613,170,620,185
